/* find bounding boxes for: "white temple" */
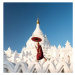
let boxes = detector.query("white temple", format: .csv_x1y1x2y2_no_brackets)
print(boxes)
22,18,50,55
3,18,73,73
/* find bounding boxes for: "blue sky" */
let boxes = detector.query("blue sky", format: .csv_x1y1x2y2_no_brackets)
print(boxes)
4,3,73,53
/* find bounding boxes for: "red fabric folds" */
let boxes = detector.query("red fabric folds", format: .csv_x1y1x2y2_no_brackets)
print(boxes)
36,45,44,60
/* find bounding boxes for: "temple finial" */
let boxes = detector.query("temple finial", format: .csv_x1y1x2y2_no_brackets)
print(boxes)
36,17,40,24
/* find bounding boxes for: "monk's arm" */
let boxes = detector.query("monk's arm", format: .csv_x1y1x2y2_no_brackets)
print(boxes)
35,46,37,50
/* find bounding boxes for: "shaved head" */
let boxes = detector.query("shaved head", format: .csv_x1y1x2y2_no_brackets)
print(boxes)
37,42,39,45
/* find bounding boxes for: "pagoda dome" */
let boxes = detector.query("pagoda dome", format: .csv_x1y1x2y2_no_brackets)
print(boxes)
26,18,50,51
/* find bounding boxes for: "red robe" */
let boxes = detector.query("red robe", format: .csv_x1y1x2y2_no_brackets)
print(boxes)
36,45,44,60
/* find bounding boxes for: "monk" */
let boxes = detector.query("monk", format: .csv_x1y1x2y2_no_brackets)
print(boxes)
35,42,47,62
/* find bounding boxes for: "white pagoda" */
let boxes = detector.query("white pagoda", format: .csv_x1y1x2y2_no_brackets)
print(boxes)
3,18,73,73
22,18,50,55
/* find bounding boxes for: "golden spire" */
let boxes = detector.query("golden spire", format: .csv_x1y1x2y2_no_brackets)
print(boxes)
36,18,40,24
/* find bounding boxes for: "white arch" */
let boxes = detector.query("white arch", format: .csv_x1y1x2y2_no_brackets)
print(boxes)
28,61,43,73
14,62,28,73
56,61,70,73
3,61,14,73
43,61,56,73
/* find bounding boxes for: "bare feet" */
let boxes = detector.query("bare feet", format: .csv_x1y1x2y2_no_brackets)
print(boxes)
45,59,47,62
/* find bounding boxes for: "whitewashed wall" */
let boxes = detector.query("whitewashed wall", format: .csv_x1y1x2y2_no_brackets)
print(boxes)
3,40,73,73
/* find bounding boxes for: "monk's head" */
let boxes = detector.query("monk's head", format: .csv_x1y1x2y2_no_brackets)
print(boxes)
37,42,39,45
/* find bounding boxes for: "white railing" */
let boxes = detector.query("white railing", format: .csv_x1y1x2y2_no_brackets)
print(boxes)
3,60,72,73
